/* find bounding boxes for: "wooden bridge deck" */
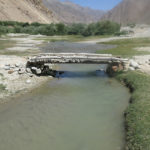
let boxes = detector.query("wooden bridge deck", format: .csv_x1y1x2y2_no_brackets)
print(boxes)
27,53,128,65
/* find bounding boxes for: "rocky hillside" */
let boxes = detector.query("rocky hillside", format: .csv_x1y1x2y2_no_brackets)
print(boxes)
102,0,150,25
0,0,57,23
43,0,104,23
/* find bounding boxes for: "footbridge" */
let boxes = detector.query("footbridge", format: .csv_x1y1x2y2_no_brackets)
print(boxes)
28,53,128,65
27,53,129,75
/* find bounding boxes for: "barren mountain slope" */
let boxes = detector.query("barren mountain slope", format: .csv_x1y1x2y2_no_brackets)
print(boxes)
0,0,57,23
43,0,104,23
102,0,150,25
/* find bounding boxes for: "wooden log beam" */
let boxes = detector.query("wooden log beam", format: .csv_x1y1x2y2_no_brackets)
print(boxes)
27,53,128,66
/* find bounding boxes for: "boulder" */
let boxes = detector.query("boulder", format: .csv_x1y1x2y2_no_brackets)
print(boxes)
130,60,139,69
3,66,10,70
26,68,32,73
8,70,14,74
15,63,20,67
31,67,37,71
10,65,15,69
35,68,42,75
138,61,144,65
31,67,41,75
5,64,10,67
128,67,135,71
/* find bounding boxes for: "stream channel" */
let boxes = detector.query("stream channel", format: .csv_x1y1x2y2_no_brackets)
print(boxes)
0,41,130,150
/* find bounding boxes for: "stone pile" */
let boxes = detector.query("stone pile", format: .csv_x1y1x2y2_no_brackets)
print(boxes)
129,58,150,71
3,63,54,77
129,60,140,71
3,63,34,77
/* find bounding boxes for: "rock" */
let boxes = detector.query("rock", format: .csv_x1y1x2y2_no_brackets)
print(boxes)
145,61,149,64
31,67,37,71
35,68,41,75
5,64,10,66
138,61,144,65
112,66,118,72
10,65,15,69
27,73,33,77
130,60,139,69
26,68,32,73
8,70,14,74
128,67,135,71
18,68,25,74
26,79,31,84
15,63,20,67
31,67,41,75
14,68,20,71
3,66,10,70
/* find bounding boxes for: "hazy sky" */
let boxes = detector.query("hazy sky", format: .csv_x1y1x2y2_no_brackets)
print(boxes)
60,0,122,10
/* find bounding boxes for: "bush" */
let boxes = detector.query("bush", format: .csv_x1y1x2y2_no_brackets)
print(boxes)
95,21,120,35
67,23,86,35
0,20,121,36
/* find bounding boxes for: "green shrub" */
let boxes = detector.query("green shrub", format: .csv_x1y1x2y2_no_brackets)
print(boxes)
0,20,121,37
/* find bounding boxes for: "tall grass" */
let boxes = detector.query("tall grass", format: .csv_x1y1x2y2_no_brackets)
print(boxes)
115,71,150,150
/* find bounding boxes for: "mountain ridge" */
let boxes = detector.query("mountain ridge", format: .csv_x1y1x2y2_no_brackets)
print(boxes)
42,0,105,23
102,0,150,25
0,0,57,23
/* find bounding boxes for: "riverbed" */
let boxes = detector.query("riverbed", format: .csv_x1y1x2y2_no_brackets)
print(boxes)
0,64,130,150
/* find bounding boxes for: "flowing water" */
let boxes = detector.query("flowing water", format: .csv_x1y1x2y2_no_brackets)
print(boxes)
0,64,130,150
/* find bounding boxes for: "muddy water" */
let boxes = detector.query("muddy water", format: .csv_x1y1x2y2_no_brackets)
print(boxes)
0,64,130,150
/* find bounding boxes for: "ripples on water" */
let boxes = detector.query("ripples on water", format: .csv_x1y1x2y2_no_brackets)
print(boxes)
0,64,130,150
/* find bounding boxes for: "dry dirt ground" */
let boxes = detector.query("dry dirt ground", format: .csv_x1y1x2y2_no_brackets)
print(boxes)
0,0,57,23
0,34,54,103
0,55,53,103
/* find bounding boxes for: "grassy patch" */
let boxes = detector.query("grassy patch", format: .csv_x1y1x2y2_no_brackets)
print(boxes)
115,71,150,150
34,35,112,43
0,84,6,91
0,39,16,50
97,38,150,57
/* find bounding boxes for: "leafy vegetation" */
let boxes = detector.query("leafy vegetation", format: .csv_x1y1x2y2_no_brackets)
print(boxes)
97,38,150,57
115,71,150,150
0,20,120,37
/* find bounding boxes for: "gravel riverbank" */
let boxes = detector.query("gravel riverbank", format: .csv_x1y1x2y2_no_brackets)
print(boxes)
0,55,53,103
